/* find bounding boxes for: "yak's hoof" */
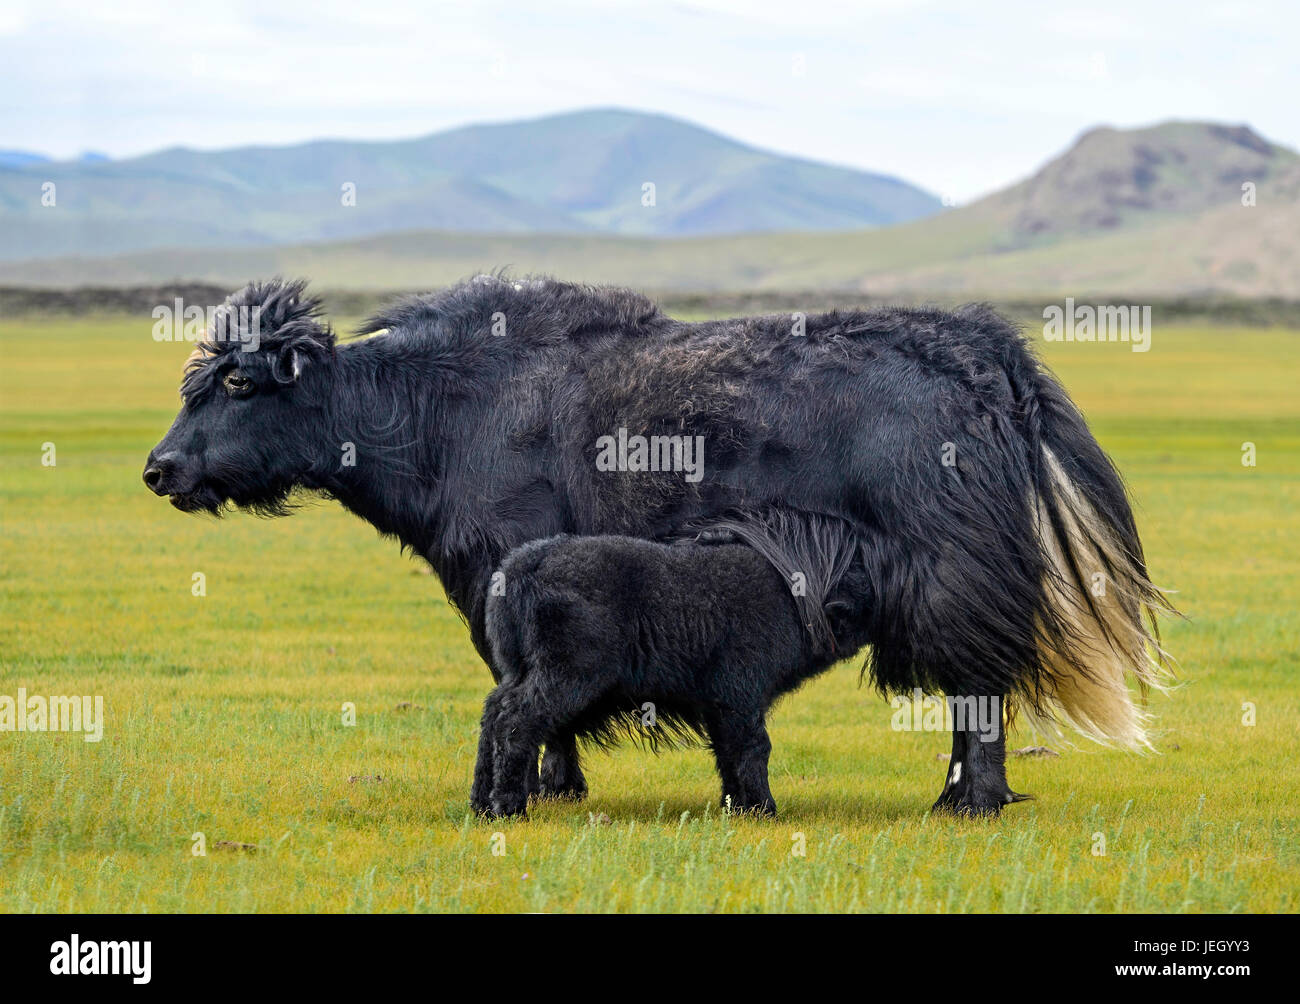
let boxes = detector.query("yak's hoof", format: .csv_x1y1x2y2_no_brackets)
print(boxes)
932,787,1031,818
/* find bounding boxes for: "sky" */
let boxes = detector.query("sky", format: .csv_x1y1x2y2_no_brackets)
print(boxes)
1,0,1296,203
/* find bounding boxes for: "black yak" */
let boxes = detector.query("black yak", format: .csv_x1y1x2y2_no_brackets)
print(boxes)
144,274,1172,816
478,531,874,819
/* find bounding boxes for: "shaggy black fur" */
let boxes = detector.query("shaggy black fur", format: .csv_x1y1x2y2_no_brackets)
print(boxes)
144,274,1165,816
477,534,873,818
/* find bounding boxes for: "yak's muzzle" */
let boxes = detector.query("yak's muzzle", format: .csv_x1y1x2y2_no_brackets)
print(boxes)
142,451,180,495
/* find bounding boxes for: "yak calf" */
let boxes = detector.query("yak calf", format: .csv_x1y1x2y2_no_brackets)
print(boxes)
476,534,870,818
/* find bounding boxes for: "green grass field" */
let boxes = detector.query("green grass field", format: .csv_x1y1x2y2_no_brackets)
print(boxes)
1,311,1296,912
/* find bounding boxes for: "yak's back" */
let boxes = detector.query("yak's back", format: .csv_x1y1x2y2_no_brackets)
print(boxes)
357,274,671,350
358,277,1034,412
674,302,1032,402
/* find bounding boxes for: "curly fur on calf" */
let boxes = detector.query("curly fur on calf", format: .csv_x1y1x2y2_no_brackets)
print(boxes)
477,534,873,818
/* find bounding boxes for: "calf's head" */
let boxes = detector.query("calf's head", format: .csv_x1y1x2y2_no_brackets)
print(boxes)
143,279,335,515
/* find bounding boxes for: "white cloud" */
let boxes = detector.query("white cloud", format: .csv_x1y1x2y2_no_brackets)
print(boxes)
0,0,31,34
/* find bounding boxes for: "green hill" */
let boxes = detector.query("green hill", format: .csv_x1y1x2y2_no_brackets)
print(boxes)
0,109,940,261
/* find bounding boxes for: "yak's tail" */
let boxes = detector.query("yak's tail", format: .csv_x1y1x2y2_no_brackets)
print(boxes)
1014,361,1177,750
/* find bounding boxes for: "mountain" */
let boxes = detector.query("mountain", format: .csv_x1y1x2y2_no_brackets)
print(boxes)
973,121,1296,236
0,150,51,168
3,119,1295,297
0,109,941,262
0,150,109,168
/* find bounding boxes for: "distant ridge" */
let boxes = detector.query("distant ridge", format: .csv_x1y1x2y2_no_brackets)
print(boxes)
0,150,52,168
0,108,941,262
2,119,1295,297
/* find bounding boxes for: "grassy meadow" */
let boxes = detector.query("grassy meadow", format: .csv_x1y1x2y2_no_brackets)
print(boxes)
0,309,1296,912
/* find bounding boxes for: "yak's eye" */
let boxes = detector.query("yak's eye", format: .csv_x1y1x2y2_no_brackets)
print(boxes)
223,370,253,396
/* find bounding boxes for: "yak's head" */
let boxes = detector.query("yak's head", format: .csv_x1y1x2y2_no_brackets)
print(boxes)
143,278,336,515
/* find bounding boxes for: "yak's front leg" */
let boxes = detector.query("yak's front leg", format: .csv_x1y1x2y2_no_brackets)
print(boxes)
931,695,1030,816
538,730,587,800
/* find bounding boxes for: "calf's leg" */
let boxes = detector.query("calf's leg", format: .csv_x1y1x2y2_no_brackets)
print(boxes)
710,708,777,816
705,709,743,809
488,681,585,819
471,698,541,813
539,731,588,800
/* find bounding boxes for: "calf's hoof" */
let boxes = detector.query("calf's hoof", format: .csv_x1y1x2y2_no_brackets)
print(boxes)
538,760,588,801
486,795,530,820
722,795,778,818
538,782,588,801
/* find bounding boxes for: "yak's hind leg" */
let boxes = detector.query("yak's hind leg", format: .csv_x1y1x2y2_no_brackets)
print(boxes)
538,731,587,800
709,708,777,816
931,695,1030,817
